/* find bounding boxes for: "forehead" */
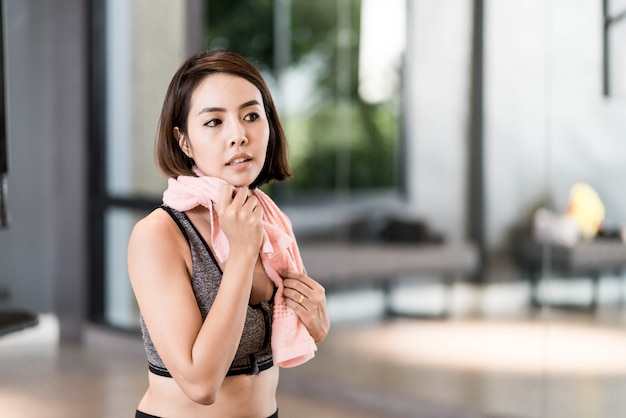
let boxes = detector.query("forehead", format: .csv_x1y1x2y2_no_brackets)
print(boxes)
190,73,263,109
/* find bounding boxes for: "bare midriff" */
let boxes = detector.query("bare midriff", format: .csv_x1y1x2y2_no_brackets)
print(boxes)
137,366,279,418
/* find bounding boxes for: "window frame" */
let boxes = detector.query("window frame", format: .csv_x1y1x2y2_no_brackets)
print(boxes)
603,0,626,97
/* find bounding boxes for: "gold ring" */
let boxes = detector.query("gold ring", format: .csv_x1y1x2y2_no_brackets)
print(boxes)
298,294,305,304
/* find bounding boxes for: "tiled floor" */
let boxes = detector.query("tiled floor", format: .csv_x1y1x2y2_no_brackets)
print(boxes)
2,279,626,418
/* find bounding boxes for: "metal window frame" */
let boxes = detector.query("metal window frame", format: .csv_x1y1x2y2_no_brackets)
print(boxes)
603,0,626,96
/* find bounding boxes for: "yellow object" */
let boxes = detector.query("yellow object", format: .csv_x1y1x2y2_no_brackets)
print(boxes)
566,183,605,238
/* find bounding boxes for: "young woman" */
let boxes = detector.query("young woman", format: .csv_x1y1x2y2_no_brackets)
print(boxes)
128,50,330,418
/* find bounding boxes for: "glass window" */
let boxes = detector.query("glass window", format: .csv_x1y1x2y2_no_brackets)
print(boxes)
105,0,186,197
95,0,191,330
104,208,145,328
205,0,406,198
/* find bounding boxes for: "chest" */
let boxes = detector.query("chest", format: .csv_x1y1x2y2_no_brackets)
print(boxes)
181,220,273,358
185,208,275,304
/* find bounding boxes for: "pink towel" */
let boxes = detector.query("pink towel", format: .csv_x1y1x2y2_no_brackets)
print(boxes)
162,168,316,367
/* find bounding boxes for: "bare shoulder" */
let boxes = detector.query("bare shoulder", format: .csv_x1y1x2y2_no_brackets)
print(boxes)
130,208,182,245
128,208,189,285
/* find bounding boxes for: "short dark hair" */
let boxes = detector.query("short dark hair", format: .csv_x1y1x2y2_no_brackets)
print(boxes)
155,49,292,188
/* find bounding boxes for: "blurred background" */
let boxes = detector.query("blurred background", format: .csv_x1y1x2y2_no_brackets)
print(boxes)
1,0,626,417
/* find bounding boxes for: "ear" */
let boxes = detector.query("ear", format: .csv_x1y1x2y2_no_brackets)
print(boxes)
174,127,192,158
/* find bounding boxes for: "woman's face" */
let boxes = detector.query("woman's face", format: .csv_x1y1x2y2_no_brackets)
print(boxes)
181,73,270,187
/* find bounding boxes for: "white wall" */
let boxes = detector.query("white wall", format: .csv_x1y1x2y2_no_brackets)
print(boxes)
484,0,553,252
407,0,626,279
0,0,88,341
486,0,626,263
547,0,626,226
405,0,473,243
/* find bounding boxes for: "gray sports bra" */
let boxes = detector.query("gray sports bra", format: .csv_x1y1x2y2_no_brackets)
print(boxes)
140,205,274,377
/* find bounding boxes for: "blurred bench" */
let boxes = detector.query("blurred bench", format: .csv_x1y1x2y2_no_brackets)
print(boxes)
299,241,480,318
516,240,626,310
0,310,38,337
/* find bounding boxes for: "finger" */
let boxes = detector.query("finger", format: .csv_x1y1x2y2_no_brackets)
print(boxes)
232,187,249,206
285,289,309,311
218,184,235,203
283,274,317,292
217,184,235,213
283,278,306,296
279,269,299,279
285,287,306,303
280,269,310,284
243,194,258,210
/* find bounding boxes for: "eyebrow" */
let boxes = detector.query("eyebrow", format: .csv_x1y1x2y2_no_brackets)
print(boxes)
198,100,262,115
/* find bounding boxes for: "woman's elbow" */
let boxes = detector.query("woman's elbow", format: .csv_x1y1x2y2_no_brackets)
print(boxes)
174,365,225,405
180,379,220,405
191,393,217,406
184,382,219,405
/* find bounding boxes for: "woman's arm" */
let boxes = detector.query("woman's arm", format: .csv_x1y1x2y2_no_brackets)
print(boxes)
128,186,263,404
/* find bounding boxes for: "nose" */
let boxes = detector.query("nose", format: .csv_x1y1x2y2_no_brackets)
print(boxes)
229,134,248,147
226,118,248,147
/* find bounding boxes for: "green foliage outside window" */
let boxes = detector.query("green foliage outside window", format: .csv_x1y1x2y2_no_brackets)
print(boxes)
205,0,401,193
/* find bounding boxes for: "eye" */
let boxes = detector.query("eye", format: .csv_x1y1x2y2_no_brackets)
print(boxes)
244,112,260,122
205,118,222,127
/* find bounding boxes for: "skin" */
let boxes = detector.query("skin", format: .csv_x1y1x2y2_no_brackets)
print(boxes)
128,73,330,417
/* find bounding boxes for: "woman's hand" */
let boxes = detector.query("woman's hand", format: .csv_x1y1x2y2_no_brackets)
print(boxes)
216,185,263,255
280,270,330,343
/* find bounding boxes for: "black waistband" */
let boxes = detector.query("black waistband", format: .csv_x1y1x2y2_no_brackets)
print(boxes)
136,410,161,418
148,355,273,379
137,409,277,418
148,363,172,378
227,355,273,376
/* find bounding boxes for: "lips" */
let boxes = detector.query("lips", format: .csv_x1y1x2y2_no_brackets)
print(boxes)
226,154,252,166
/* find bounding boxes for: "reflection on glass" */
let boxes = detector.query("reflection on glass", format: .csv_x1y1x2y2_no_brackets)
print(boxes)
99,0,190,330
105,0,186,198
104,208,145,329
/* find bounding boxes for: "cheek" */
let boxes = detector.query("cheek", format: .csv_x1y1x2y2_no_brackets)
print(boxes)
261,125,270,148
188,137,222,163
260,132,270,159
251,123,270,150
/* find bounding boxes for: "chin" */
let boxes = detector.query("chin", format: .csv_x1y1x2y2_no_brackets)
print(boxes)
226,177,256,188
